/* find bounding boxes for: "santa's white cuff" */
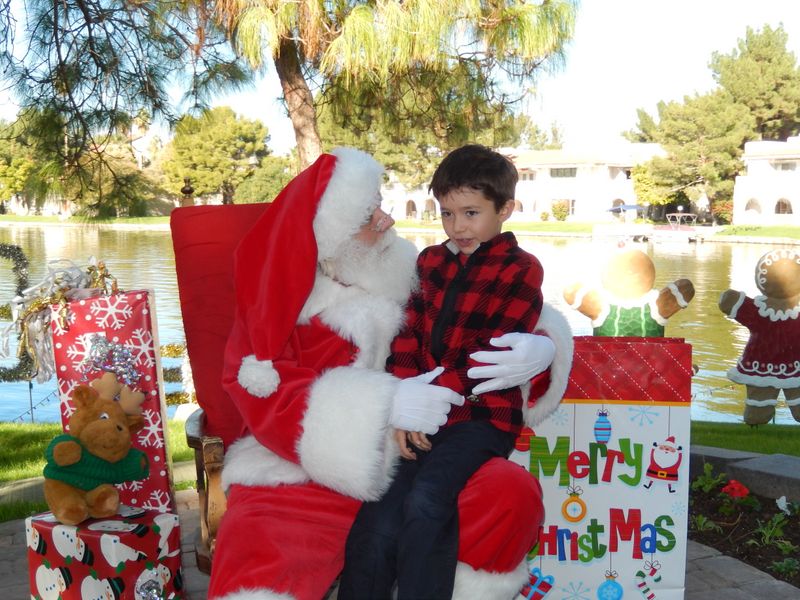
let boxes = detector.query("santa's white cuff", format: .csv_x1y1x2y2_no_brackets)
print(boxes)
297,366,400,501
214,588,294,600
222,436,309,491
452,559,530,600
526,304,574,427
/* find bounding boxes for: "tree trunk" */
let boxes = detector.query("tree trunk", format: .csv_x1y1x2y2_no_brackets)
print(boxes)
221,181,235,205
274,38,322,169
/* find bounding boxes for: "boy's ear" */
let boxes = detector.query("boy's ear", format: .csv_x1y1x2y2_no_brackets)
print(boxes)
499,199,515,222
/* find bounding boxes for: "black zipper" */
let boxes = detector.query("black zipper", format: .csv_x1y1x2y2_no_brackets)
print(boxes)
430,255,469,362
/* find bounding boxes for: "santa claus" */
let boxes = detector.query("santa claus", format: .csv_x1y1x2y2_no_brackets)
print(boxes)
208,147,573,599
643,436,684,494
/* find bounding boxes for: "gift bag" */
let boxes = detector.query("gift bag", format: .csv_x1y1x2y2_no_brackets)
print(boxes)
49,289,175,512
519,336,692,600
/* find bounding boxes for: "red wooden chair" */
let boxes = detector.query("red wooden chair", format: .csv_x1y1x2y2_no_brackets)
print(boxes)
170,203,269,573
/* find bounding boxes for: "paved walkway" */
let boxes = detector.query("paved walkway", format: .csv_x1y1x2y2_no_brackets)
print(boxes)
3,453,799,599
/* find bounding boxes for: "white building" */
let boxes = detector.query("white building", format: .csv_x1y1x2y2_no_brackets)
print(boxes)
381,140,666,222
732,136,800,225
507,142,665,221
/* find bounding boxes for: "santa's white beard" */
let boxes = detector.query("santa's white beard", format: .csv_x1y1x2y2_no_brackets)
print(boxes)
321,229,418,304
651,448,680,469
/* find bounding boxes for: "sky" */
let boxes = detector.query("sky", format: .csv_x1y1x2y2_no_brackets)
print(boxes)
2,1,799,155
210,0,800,154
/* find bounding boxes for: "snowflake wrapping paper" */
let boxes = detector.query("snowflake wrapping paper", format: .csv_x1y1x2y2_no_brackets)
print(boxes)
517,337,692,600
26,508,184,599
49,290,176,513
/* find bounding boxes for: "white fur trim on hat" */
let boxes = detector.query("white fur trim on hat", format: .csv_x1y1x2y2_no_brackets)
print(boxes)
222,435,309,491
238,355,280,398
214,589,295,600
452,559,530,600
313,147,384,262
525,304,574,427
297,366,400,501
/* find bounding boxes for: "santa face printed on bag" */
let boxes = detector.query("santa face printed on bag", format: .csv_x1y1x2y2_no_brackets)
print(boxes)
643,435,683,493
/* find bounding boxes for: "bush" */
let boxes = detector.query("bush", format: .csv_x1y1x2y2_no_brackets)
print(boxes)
539,211,550,222
711,199,733,224
551,200,570,222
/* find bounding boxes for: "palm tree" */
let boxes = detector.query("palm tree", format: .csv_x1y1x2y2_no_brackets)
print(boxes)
213,0,578,167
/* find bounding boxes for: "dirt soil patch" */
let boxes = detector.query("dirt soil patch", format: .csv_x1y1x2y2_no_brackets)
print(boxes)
688,480,800,588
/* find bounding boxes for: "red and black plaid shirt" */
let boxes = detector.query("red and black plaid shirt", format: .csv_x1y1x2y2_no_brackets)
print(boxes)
387,231,544,435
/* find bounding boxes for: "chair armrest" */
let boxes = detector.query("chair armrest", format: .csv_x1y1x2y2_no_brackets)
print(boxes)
184,407,227,573
185,408,204,449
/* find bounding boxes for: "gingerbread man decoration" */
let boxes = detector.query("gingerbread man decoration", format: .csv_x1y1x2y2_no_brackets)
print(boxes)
564,248,694,337
719,248,800,425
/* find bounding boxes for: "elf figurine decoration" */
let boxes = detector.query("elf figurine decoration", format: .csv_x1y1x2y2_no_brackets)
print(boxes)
564,248,694,337
719,248,800,425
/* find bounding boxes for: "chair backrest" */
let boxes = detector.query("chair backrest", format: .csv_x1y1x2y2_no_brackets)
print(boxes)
170,204,269,446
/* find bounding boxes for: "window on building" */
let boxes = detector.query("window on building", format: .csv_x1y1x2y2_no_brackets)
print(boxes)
550,167,577,178
775,199,793,214
774,161,797,171
745,199,762,213
520,172,536,181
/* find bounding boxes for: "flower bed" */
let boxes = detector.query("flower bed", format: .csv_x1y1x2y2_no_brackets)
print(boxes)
688,463,800,587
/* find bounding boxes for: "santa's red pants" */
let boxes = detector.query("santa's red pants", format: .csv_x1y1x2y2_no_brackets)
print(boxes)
209,457,543,599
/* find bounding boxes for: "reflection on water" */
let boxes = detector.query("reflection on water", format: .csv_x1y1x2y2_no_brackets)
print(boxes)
1,223,798,426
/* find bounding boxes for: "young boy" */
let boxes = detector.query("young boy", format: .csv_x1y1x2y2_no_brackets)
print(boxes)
338,144,547,599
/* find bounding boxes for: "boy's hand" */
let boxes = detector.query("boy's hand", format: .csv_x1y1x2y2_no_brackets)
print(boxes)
395,430,431,460
395,429,416,460
407,431,431,452
468,333,555,395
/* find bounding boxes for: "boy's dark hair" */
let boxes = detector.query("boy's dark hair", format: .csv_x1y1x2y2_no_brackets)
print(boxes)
429,144,518,211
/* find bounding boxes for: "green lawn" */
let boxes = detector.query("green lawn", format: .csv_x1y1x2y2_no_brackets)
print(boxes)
713,225,800,239
691,420,800,456
0,419,193,484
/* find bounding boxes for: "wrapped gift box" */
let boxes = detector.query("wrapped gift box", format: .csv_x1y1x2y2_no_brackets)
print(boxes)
519,336,692,600
26,508,184,599
49,290,175,512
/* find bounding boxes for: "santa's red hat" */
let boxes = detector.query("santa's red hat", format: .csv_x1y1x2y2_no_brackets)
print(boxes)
233,147,384,392
663,436,677,448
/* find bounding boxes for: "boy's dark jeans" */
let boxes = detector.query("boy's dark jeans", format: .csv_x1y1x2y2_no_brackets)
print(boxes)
338,420,516,600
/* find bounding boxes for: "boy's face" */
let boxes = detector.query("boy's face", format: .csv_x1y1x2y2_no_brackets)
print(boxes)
438,187,513,255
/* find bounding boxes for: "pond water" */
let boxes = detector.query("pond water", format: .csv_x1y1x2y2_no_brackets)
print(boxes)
1,223,798,426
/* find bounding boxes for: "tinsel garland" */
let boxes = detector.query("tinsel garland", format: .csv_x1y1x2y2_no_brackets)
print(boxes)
0,243,31,296
160,343,187,359
0,244,34,381
1,256,118,382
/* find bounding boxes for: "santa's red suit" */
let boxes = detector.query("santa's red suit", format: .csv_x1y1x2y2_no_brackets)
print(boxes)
645,437,683,483
208,148,573,600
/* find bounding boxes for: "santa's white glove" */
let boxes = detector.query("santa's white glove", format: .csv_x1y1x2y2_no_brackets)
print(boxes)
467,332,556,395
390,367,465,435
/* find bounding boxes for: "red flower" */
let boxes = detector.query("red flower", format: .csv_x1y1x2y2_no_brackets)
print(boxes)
721,480,750,499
